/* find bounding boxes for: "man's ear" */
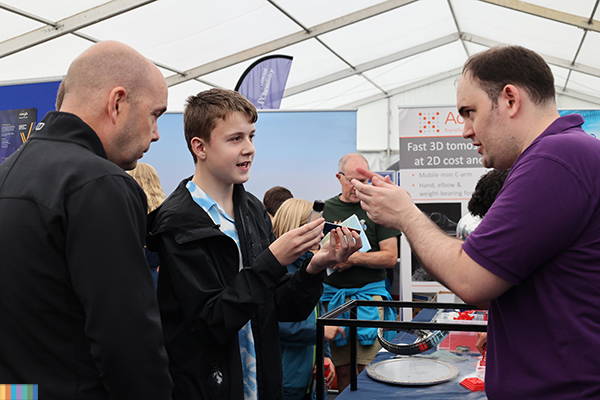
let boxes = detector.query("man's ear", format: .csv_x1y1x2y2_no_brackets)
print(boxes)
190,137,207,160
502,84,521,118
107,87,127,125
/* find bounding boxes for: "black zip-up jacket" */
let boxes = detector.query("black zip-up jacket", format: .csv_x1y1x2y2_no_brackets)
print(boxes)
148,178,326,400
0,112,172,399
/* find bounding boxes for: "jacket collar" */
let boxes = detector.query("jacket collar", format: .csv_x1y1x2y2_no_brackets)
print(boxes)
148,177,250,240
32,111,107,159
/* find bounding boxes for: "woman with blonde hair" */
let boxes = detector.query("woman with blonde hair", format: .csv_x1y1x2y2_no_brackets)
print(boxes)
127,162,166,288
273,198,343,400
127,162,166,213
272,198,312,239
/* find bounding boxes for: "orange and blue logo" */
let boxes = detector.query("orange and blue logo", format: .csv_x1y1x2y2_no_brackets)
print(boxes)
0,385,37,400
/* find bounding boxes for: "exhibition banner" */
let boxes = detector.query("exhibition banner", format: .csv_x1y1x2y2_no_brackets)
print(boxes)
398,106,487,315
398,106,485,201
235,55,293,109
559,109,600,138
0,108,36,163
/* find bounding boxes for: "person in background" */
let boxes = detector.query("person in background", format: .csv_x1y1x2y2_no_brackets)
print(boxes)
456,169,509,240
147,88,362,400
0,41,172,399
354,45,600,399
273,198,346,400
321,153,400,392
128,162,167,288
264,185,294,220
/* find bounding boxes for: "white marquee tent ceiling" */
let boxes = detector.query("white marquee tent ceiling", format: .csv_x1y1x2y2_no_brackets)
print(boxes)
2,0,600,112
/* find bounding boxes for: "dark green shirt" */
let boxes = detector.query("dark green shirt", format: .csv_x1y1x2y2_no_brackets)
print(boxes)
322,195,401,288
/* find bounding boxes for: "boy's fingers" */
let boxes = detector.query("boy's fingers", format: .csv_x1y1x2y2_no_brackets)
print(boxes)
303,217,324,231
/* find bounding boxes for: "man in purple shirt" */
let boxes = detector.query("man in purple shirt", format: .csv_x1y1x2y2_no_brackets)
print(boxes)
352,45,600,399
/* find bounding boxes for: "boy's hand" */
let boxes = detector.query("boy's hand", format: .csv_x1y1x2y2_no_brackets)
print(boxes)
306,227,362,275
269,218,325,267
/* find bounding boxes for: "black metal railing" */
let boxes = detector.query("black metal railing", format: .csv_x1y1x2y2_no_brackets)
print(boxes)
315,300,487,400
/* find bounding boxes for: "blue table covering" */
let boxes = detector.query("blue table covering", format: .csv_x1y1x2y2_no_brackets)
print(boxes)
334,309,488,400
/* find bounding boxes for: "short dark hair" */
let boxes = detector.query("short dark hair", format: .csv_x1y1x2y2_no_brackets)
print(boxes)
184,88,258,162
468,169,509,218
263,186,293,216
463,46,555,106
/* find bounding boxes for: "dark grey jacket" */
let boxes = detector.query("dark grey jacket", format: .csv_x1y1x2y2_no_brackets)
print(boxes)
0,111,172,399
148,179,325,400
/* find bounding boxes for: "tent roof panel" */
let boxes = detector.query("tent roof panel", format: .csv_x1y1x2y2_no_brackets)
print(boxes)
548,64,570,88
455,0,584,61
166,80,212,112
275,0,388,27
0,8,43,41
363,41,466,90
202,38,349,91
0,35,90,81
1,0,600,111
565,71,600,98
2,0,109,21
506,0,597,19
575,31,600,67
463,41,489,58
281,75,381,109
78,0,299,71
319,0,456,65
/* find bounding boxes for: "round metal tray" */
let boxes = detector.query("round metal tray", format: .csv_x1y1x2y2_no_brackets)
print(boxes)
366,358,459,386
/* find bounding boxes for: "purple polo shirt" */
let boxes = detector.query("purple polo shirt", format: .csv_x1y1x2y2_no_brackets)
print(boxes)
463,114,600,399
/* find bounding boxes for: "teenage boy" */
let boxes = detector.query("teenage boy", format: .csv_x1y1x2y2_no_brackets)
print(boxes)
148,88,361,400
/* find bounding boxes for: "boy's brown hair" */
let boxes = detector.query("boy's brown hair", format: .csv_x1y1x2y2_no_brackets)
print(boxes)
184,88,258,162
